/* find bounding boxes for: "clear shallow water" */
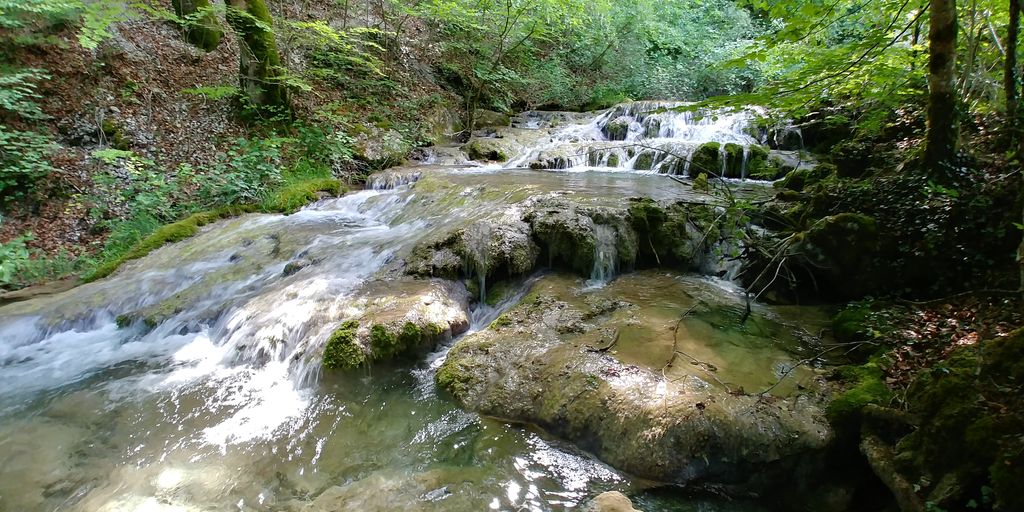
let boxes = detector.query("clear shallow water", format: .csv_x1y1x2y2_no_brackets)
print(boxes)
0,107,789,511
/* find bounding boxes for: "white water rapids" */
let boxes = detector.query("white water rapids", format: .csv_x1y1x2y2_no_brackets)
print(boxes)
0,104,787,512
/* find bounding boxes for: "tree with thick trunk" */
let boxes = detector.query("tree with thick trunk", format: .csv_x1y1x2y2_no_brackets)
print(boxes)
225,0,289,112
1009,0,1024,294
923,0,959,179
171,0,223,51
1007,0,1020,148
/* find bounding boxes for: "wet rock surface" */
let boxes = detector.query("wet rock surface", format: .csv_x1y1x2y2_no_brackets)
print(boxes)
438,272,833,491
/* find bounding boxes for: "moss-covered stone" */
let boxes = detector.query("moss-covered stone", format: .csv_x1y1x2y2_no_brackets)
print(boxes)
776,163,836,192
462,138,513,162
723,143,744,178
632,151,654,170
627,198,714,269
789,212,879,298
606,153,620,167
172,0,223,51
474,109,511,128
527,206,597,275
833,304,873,343
826,359,892,433
260,178,343,214
85,205,257,282
692,172,709,192
893,329,1024,510
690,142,720,176
100,119,130,151
323,320,364,370
603,116,631,141
369,321,444,360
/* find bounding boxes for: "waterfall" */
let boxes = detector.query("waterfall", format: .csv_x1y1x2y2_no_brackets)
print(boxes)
586,225,618,288
520,101,774,177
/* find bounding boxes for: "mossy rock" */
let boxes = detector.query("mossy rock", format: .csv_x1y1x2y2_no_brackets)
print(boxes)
723,143,744,178
603,116,631,141
462,138,519,162
369,321,444,360
790,212,878,298
892,329,1024,510
776,163,836,192
690,142,721,177
323,320,364,370
628,198,714,269
825,359,892,434
833,303,874,343
692,172,710,192
474,109,511,129
632,151,654,171
100,119,131,151
606,153,620,167
526,206,598,275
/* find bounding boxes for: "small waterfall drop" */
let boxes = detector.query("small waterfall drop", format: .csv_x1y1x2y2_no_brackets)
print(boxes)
586,225,618,288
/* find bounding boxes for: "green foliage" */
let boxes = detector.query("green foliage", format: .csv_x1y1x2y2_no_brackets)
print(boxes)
0,68,49,119
180,86,239,100
200,137,286,205
0,0,80,30
83,206,254,281
77,0,130,50
0,126,54,200
0,233,32,285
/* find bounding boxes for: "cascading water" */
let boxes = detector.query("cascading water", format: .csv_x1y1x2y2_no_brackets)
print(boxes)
586,225,618,288
510,101,799,180
0,103,806,512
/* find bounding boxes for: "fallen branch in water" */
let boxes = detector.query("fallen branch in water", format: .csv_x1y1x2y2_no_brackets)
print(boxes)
663,303,734,392
757,340,872,396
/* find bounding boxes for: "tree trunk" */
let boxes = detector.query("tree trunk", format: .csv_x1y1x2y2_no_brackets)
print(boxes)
225,0,289,113
1008,0,1021,148
924,0,959,180
171,0,223,51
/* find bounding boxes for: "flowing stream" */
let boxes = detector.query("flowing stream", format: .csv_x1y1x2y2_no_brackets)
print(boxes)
0,104,815,512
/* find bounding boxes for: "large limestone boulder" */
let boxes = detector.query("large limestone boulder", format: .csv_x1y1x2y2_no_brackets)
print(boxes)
321,278,470,370
438,273,832,490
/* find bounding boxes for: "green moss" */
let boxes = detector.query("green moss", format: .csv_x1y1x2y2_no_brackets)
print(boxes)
833,304,874,343
83,178,344,283
826,359,892,432
84,205,256,282
463,139,510,162
489,314,512,329
774,189,801,202
101,119,130,150
225,0,288,110
633,151,654,170
368,321,444,360
690,142,720,176
172,0,223,51
692,173,709,192
261,178,343,214
323,320,365,370
896,329,1024,509
606,153,620,167
723,143,744,178
436,355,476,398
778,163,836,192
